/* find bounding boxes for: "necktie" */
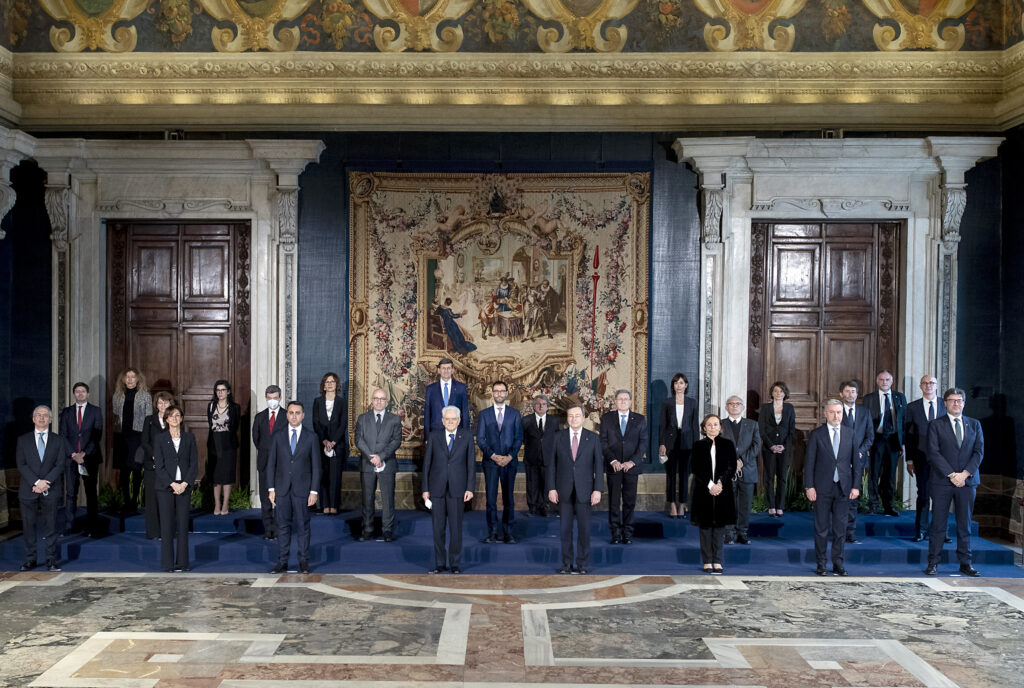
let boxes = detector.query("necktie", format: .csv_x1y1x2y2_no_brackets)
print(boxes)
77,406,83,452
447,433,454,452
883,393,894,434
846,407,853,424
571,432,579,461
538,416,543,434
443,383,449,407
831,427,840,481
268,410,275,434
928,401,934,422
290,428,297,453
497,407,503,430
37,432,46,461
954,418,963,447
376,413,382,428
620,415,627,435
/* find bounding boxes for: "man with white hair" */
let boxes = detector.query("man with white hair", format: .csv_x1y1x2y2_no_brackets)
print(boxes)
721,396,761,545
16,405,66,572
422,406,476,574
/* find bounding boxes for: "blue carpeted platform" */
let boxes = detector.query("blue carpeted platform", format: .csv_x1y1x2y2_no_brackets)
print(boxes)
3,508,1021,577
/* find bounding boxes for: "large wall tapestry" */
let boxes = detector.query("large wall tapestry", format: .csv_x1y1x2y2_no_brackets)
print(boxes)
348,171,649,457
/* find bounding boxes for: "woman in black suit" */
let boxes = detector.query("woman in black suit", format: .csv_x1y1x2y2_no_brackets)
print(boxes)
758,380,796,518
140,391,175,539
690,414,737,573
313,372,347,514
658,373,699,517
154,405,198,572
207,379,241,515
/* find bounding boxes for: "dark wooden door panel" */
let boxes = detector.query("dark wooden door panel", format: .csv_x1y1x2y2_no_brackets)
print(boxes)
131,242,177,303
824,243,873,307
184,242,229,303
772,245,820,307
131,329,178,397
822,332,874,399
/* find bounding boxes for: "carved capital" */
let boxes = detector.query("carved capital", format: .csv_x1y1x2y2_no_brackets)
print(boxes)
275,188,298,253
0,183,14,240
701,187,724,247
941,185,967,253
45,185,72,252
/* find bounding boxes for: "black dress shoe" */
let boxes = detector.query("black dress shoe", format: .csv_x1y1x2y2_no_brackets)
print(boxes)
270,563,288,574
959,565,980,577
298,561,310,574
911,534,924,543
816,566,828,576
20,561,37,572
944,537,953,544
503,534,518,544
181,566,193,572
622,538,633,545
482,534,498,544
570,567,581,575
832,566,848,576
263,534,276,541
358,535,368,542
449,566,461,574
610,536,622,545
845,537,861,544
736,535,750,545
924,564,939,575
429,566,447,574
557,567,571,574
47,562,62,573
724,536,735,545
576,568,588,575
884,508,899,517
383,535,394,543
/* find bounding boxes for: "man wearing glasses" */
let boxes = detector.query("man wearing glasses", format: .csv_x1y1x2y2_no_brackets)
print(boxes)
17,406,67,572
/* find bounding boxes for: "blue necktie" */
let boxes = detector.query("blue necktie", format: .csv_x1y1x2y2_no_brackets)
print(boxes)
928,401,935,422
447,433,454,452
290,428,297,454
620,415,627,435
831,427,840,481
443,383,450,408
37,433,45,461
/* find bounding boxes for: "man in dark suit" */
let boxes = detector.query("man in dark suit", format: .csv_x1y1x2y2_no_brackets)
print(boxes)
355,388,403,541
924,387,984,577
839,380,874,544
423,358,469,434
864,369,907,516
721,396,761,545
477,380,523,543
58,382,103,537
522,395,559,517
267,401,322,574
599,390,647,545
16,405,67,572
251,384,285,540
904,375,948,542
422,406,476,573
804,399,860,576
547,404,603,574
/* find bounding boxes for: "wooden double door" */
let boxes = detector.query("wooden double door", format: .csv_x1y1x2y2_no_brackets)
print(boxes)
748,222,900,430
107,221,251,480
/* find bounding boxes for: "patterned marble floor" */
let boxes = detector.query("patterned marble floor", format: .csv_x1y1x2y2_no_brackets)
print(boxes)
1,570,1022,687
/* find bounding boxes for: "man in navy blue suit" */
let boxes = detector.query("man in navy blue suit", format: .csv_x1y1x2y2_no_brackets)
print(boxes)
58,382,103,537
423,358,469,434
925,387,984,577
864,370,907,516
267,401,322,574
422,406,476,573
838,380,873,545
252,384,285,540
599,390,647,545
477,380,523,543
17,406,67,572
804,399,860,576
547,404,603,574
904,375,947,542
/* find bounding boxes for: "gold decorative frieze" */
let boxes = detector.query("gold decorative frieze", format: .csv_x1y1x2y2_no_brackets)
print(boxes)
861,0,977,51
39,0,151,52
362,0,477,52
694,0,808,51
519,0,640,52
198,0,316,51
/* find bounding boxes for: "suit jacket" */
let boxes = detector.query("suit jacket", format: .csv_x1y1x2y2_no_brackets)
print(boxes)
547,428,604,502
58,402,103,471
16,429,66,501
803,423,857,494
658,397,699,452
522,413,560,467
598,410,648,475
207,401,242,450
758,402,796,454
476,405,523,463
154,430,199,490
140,412,167,470
423,379,470,434
689,436,737,528
927,415,984,486
865,389,907,446
112,389,152,433
355,409,403,473
840,404,874,473
422,427,476,496
312,395,347,453
721,417,761,483
252,407,287,472
267,425,322,498
904,397,946,458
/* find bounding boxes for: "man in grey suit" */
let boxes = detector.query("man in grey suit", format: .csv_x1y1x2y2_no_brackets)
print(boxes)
355,388,403,542
722,396,761,545
547,404,603,574
16,405,67,572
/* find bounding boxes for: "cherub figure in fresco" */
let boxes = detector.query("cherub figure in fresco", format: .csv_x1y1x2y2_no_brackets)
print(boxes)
522,200,562,242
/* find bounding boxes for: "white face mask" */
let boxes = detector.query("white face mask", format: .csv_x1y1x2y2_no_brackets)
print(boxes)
266,398,281,410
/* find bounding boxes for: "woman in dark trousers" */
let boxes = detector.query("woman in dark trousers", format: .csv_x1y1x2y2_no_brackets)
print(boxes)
689,414,737,574
207,379,241,515
658,373,699,517
758,380,796,518
140,391,174,539
112,367,152,514
154,405,198,572
313,371,347,514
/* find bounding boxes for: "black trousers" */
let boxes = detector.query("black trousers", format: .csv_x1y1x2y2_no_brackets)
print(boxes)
321,454,344,510
762,449,790,511
910,452,935,535
665,449,690,503
258,466,275,537
928,482,976,566
730,481,754,538
430,491,466,568
869,434,899,510
607,471,638,539
21,495,60,564
62,460,79,532
482,459,517,536
275,490,312,566
698,526,725,565
559,490,592,569
156,487,191,571
143,468,161,539
524,459,547,515
118,430,143,509
361,469,396,537
813,480,849,568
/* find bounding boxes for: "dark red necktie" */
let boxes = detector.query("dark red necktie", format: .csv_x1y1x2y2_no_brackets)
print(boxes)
269,410,276,435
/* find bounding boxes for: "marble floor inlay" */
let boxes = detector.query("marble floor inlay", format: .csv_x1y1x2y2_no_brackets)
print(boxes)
0,572,1021,687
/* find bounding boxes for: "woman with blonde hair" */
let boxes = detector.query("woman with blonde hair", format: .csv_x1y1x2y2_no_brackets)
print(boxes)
112,368,152,513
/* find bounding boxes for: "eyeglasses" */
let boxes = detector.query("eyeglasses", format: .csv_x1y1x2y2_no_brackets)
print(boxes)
215,388,228,392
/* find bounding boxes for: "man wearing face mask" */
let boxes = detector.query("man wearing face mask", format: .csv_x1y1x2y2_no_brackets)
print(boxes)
252,385,285,540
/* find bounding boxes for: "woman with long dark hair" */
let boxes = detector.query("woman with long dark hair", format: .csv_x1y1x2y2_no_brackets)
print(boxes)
154,405,198,572
207,379,240,515
758,380,797,518
313,372,347,514
140,391,175,539
112,368,152,514
658,373,699,518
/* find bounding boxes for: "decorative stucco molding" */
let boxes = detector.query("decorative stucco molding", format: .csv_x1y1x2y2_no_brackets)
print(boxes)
0,125,35,239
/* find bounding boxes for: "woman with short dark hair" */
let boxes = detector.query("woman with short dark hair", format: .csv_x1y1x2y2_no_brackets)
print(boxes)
140,391,175,539
155,405,198,572
758,381,796,518
313,372,347,514
689,414,737,574
658,373,699,518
